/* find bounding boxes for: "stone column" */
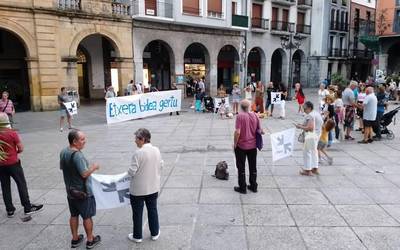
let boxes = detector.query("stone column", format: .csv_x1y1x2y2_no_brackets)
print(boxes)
265,60,272,82
133,57,144,85
209,62,218,96
116,58,134,94
378,53,388,73
26,59,42,111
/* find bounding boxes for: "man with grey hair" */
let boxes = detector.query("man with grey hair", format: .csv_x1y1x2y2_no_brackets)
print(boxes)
128,128,162,243
342,81,357,140
358,87,377,144
233,99,263,194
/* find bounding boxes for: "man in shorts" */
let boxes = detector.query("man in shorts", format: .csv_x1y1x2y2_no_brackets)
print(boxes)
342,82,357,140
358,87,377,144
60,130,101,249
58,87,72,132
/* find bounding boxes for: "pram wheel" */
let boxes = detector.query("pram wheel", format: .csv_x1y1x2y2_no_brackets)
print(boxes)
387,130,395,140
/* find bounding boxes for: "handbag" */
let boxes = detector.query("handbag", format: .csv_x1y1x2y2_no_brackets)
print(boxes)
66,151,87,200
298,131,305,143
254,113,263,150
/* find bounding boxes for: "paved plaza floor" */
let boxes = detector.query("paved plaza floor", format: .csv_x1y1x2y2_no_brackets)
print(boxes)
1,90,400,249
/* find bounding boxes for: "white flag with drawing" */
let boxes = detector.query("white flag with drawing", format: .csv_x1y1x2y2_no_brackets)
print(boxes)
64,101,78,115
271,92,282,104
91,173,131,210
270,128,295,162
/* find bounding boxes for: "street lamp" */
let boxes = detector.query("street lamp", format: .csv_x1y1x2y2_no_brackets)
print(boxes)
280,34,304,99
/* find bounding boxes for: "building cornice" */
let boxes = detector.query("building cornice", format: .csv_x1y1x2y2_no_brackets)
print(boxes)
0,4,132,24
132,20,243,37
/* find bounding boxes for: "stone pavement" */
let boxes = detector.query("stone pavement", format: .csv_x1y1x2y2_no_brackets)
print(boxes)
1,90,400,250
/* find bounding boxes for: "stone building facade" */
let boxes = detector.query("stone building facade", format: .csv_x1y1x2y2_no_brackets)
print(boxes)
0,0,133,111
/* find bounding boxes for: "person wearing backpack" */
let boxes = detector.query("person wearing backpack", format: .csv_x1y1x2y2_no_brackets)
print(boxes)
0,91,15,127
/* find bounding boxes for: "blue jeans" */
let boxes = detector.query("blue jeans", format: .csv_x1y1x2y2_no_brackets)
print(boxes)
130,192,159,239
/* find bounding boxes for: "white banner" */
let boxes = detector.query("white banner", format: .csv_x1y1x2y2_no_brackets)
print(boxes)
106,90,181,124
271,128,295,162
64,101,78,115
271,92,282,104
91,173,131,210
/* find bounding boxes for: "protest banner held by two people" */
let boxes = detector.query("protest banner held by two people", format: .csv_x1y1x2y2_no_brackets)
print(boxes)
106,90,182,124
271,92,283,104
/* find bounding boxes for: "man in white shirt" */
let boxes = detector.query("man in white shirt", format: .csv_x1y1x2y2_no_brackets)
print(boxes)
135,82,143,94
198,78,205,93
358,87,377,144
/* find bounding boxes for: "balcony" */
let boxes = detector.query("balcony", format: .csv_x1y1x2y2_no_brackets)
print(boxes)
251,17,269,31
112,2,131,16
208,10,224,19
330,21,349,32
232,14,249,28
297,0,312,8
329,48,348,58
271,20,295,33
131,0,173,19
296,24,311,34
270,0,296,6
349,49,374,59
58,0,81,11
358,19,375,36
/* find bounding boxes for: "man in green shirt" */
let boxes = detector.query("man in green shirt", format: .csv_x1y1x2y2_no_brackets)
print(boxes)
60,130,101,249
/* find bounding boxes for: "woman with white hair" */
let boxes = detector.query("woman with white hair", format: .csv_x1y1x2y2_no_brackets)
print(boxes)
128,128,163,243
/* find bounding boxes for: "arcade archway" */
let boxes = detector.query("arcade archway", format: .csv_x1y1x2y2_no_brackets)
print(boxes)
217,45,240,92
0,29,30,111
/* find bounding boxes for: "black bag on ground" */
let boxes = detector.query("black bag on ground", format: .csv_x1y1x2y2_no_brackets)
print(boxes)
212,161,229,180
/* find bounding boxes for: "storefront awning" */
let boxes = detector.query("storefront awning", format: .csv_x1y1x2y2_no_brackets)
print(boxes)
359,36,380,52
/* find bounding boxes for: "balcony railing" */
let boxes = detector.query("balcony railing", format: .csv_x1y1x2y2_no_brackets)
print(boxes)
329,48,348,57
251,17,269,30
232,14,249,28
330,21,349,31
358,20,375,35
208,10,224,18
132,0,173,19
271,20,295,32
350,49,373,59
297,0,312,7
112,2,131,16
296,24,311,34
271,0,296,5
58,0,81,10
182,6,202,16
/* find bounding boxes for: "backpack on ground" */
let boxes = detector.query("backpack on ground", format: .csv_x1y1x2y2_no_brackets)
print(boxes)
212,161,229,180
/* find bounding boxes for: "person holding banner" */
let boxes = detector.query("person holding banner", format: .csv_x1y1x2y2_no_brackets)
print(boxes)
58,87,72,132
60,130,101,249
128,128,162,243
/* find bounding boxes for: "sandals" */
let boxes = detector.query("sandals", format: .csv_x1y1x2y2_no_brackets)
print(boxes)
299,170,313,176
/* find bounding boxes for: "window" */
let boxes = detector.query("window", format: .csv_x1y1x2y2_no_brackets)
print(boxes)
208,0,223,18
145,0,157,16
366,11,371,21
183,0,200,16
232,1,237,15
252,4,262,28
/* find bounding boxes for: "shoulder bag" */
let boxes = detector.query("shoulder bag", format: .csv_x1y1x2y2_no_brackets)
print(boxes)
67,151,87,200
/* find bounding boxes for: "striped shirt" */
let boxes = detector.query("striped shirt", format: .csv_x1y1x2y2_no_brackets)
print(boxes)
0,99,14,114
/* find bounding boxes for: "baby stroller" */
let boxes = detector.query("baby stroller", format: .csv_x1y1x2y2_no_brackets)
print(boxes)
380,106,400,140
203,96,214,112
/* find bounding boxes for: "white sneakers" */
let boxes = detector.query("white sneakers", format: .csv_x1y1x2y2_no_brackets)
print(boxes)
151,231,160,241
128,233,142,243
128,230,160,243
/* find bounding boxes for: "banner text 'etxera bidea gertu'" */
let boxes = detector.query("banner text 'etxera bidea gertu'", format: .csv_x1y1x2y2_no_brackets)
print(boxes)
106,90,181,124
